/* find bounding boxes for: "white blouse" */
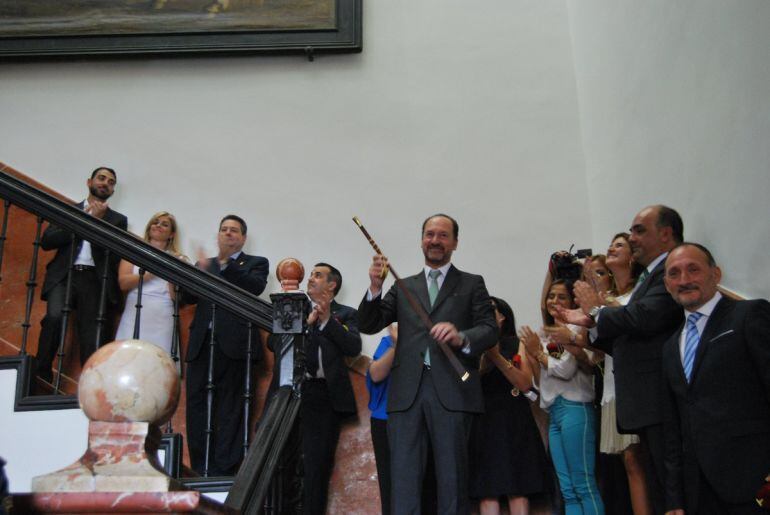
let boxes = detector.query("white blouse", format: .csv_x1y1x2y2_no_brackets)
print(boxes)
537,324,596,411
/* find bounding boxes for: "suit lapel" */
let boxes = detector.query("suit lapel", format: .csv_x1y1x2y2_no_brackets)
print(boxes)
410,272,432,315
629,260,663,304
689,296,733,386
431,265,459,313
669,321,688,387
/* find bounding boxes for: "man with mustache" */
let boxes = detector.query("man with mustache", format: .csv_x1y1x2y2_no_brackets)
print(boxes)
559,205,684,512
661,243,770,515
36,167,128,383
358,213,497,514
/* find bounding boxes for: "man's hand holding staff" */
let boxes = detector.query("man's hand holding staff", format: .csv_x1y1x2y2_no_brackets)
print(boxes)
355,216,470,382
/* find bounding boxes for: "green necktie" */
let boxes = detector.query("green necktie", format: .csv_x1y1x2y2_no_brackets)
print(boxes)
636,268,649,287
425,269,441,367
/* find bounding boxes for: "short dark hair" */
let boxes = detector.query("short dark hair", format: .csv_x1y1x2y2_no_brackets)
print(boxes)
315,262,342,296
91,166,116,181
421,213,459,239
220,214,247,235
671,242,717,267
655,205,684,244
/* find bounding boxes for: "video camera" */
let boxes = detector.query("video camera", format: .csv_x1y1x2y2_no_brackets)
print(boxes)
549,245,592,282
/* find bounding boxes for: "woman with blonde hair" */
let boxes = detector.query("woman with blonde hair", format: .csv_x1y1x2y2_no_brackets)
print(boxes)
115,211,188,353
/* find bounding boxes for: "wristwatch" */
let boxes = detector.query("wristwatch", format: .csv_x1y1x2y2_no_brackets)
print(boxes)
587,305,602,322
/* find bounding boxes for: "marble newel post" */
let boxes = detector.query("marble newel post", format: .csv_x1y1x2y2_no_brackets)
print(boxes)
14,339,235,514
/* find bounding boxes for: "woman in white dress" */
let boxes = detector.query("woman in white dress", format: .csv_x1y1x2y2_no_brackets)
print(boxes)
115,211,187,354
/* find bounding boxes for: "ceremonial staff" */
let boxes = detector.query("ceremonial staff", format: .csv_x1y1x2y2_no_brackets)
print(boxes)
353,216,470,382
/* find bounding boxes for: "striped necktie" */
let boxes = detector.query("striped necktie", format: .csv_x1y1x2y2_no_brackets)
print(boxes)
682,312,704,382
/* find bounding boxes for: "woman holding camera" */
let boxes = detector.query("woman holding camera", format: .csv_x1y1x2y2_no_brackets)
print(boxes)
521,279,604,515
469,296,550,515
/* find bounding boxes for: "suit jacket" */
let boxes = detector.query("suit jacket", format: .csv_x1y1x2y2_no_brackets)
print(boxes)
185,253,269,362
593,259,682,431
662,297,770,509
40,201,128,305
267,300,362,415
358,265,497,414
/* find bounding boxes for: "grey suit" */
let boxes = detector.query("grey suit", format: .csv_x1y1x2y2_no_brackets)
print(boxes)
359,265,497,514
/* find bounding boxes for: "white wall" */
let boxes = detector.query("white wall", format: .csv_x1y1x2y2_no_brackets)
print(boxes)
0,369,89,492
567,0,770,299
0,0,592,353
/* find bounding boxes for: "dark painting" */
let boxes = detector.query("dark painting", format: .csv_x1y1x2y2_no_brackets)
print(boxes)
0,0,361,58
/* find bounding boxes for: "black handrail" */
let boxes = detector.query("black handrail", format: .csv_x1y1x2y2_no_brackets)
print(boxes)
0,168,272,331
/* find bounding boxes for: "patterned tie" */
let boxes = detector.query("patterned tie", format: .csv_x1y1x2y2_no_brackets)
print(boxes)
682,312,704,382
425,269,442,367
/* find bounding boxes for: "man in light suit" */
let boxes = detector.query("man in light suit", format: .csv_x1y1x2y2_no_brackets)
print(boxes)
267,263,361,514
36,167,128,382
561,204,684,511
662,243,770,515
185,214,269,476
358,213,497,514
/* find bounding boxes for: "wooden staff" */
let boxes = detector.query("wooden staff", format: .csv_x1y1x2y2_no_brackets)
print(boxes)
353,216,470,382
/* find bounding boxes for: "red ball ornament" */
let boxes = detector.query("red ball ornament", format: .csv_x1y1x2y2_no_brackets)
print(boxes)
276,258,305,283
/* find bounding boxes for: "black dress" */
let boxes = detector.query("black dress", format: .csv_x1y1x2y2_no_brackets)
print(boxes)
469,338,551,498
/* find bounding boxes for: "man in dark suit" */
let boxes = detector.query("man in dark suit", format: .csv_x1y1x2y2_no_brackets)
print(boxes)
358,213,497,514
36,167,128,381
268,263,361,514
561,204,684,511
185,214,269,476
661,243,770,515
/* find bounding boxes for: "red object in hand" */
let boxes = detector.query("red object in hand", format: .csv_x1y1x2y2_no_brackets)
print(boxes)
512,354,522,369
757,476,770,511
276,258,305,283
546,342,563,357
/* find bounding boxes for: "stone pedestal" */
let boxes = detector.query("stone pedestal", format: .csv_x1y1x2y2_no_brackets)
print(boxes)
11,491,237,514
32,421,180,493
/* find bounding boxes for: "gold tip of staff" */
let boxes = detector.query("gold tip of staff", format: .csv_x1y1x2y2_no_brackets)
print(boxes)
352,216,362,227
461,372,470,382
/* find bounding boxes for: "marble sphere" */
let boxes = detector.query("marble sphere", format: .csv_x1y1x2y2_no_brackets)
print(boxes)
78,340,181,425
276,257,305,283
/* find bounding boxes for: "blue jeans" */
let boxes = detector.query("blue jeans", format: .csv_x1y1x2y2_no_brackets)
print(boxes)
549,397,604,515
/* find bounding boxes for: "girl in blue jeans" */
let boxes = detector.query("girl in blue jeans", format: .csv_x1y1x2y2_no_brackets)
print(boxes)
521,279,604,515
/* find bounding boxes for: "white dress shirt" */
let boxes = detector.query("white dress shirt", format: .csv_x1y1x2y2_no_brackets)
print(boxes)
537,324,596,411
73,200,96,267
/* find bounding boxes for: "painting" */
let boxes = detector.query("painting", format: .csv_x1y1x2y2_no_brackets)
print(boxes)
0,0,361,58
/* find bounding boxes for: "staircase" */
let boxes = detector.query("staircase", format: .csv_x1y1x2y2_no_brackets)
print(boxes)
0,163,379,513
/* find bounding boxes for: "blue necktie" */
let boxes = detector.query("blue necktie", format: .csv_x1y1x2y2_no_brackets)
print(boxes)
682,312,704,382
425,269,441,367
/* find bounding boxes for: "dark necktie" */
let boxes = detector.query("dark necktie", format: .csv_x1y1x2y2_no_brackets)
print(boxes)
305,324,320,377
